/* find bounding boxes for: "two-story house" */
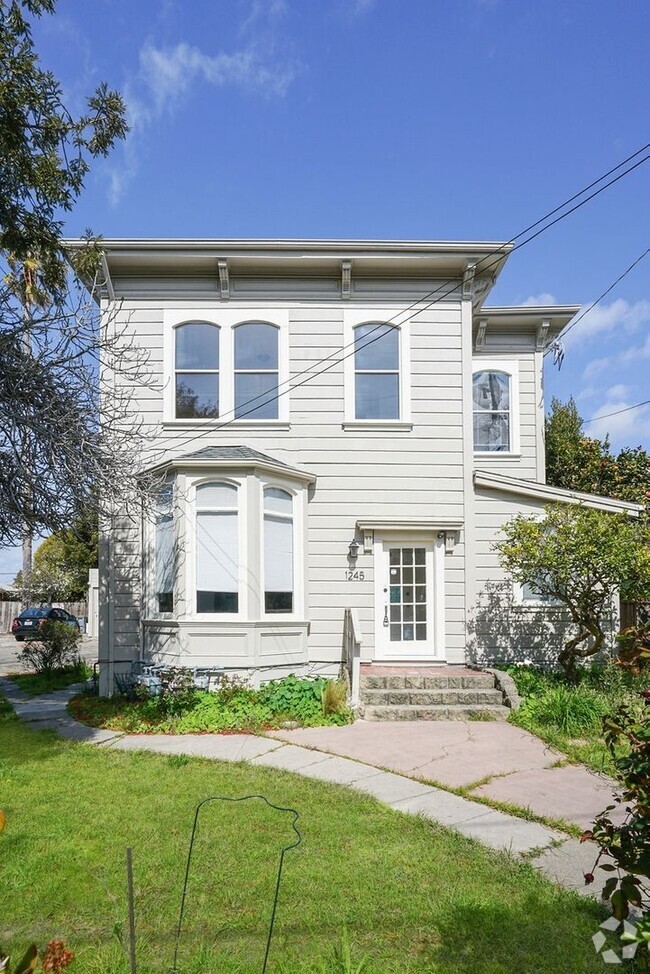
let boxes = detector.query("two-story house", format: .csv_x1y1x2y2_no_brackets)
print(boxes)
85,239,640,698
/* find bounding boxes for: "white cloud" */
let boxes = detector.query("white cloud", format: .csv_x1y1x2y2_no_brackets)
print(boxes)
520,292,557,307
586,399,650,449
108,1,298,204
582,356,613,380
350,0,377,13
621,332,650,363
563,298,650,348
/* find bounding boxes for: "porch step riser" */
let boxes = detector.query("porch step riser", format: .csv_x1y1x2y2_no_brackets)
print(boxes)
360,675,494,690
362,689,504,707
363,704,509,721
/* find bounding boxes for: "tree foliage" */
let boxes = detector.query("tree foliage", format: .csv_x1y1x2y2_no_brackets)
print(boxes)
14,509,97,600
0,0,127,294
0,1,160,547
545,397,650,508
495,505,650,674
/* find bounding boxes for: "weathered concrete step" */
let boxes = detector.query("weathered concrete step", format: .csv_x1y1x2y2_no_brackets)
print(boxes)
361,688,504,707
360,673,495,690
363,704,510,722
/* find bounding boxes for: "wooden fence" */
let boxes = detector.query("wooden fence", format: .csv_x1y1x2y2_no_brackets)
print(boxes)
0,602,87,634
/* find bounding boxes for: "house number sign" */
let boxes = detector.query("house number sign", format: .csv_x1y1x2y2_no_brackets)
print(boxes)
344,569,365,581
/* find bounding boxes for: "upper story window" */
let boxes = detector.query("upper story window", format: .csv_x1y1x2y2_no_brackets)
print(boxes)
175,322,219,419
353,323,400,420
155,482,175,613
473,369,512,452
263,487,294,613
234,323,279,419
196,481,239,613
165,311,289,424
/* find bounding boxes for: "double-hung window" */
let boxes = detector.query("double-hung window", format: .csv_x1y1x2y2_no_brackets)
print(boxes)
234,322,280,419
353,322,400,420
472,363,518,453
167,313,287,422
195,482,239,613
263,487,294,613
175,322,220,418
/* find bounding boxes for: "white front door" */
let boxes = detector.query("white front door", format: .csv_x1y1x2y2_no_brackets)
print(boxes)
374,538,444,660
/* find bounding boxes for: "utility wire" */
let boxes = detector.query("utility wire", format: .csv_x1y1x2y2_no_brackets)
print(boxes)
140,142,650,458
543,247,650,355
583,399,650,424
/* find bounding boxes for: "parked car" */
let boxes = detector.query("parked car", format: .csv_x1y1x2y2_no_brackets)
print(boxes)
11,606,81,641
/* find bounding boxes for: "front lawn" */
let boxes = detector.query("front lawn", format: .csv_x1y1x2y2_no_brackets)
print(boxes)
0,694,608,974
505,662,646,774
69,675,352,733
9,659,91,697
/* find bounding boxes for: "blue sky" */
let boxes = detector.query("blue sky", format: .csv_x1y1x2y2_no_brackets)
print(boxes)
2,0,649,581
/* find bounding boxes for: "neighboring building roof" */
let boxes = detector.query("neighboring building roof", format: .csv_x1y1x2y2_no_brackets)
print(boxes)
473,305,580,347
474,469,644,516
148,445,316,484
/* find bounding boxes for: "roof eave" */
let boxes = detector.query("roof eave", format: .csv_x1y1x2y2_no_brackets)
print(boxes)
474,469,644,516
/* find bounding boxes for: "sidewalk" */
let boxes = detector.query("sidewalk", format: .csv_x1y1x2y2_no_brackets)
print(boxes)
0,676,612,901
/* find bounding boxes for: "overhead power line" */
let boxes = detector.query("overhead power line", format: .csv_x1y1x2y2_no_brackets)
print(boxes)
139,141,650,458
544,247,650,354
583,398,650,424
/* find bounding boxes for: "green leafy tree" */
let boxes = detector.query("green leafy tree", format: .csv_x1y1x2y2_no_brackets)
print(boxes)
0,1,158,551
14,511,98,600
545,398,650,508
495,505,650,675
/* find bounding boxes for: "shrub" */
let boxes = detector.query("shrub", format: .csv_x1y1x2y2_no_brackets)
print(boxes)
17,620,81,674
516,684,609,737
583,704,650,967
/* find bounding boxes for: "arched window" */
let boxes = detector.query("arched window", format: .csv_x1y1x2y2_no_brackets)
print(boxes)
175,322,220,418
155,482,174,613
353,323,399,419
234,322,279,419
473,370,511,452
196,482,239,613
263,487,293,613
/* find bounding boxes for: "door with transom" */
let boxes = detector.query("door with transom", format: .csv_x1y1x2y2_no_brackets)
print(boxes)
374,539,440,659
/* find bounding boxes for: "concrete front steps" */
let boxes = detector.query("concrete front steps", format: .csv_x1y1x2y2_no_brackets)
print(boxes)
359,665,510,721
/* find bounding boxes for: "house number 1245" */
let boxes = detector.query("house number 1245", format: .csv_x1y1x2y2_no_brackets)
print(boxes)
345,569,365,581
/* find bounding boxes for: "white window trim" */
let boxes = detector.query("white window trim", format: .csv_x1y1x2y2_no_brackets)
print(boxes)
188,474,248,621
163,308,290,424
343,309,411,427
472,357,520,457
259,480,305,621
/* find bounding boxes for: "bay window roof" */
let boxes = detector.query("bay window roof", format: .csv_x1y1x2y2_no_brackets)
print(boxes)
146,445,316,484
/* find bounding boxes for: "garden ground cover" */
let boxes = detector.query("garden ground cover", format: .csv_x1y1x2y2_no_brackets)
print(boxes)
505,663,646,775
0,693,611,974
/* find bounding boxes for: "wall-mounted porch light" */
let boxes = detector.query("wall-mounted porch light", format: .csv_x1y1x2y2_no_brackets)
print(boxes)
348,538,360,560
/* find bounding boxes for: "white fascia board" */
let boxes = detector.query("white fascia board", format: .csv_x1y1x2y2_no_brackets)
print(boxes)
474,469,643,516
356,518,464,532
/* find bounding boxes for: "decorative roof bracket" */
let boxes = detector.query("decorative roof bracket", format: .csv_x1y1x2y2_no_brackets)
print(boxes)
462,262,476,300
341,260,352,299
218,259,230,299
536,318,550,351
475,317,488,349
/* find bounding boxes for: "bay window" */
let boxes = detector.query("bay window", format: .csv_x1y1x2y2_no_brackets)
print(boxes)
263,487,294,613
196,482,239,613
155,482,174,613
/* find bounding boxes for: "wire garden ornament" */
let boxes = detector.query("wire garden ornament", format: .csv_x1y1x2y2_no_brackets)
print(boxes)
167,795,302,974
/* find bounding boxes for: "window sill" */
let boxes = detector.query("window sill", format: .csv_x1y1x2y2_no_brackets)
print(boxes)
473,452,521,459
511,603,563,612
162,420,291,431
342,421,413,432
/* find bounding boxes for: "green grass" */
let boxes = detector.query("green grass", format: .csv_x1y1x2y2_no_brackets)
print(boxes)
504,663,646,775
9,660,92,697
0,694,609,974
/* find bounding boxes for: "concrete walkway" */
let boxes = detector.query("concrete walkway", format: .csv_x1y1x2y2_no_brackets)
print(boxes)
0,677,613,902
267,721,620,831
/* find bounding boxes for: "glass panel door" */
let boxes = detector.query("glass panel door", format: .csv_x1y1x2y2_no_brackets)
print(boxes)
376,540,437,658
